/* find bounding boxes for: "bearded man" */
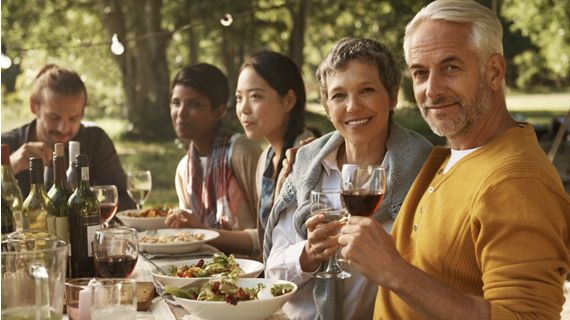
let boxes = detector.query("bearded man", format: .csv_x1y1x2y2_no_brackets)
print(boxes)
337,0,570,319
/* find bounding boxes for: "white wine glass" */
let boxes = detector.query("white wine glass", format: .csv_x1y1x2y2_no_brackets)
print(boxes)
340,165,386,218
92,185,118,228
310,190,350,279
126,171,152,210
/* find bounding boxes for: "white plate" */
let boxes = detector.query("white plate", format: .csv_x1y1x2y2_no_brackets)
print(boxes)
174,278,297,320
116,210,168,230
152,258,264,288
138,228,219,254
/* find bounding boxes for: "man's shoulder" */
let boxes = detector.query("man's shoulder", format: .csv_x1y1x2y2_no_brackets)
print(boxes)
80,121,107,133
77,121,113,141
1,122,32,147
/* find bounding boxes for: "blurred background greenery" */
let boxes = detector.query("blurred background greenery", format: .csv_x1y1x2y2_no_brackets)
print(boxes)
2,0,569,203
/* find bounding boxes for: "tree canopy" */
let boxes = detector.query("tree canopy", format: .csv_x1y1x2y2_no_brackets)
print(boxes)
2,0,568,140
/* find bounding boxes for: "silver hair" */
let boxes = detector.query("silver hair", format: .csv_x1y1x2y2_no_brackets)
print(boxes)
403,0,503,64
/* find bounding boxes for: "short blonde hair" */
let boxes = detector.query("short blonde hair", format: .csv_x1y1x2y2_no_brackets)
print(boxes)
403,0,503,64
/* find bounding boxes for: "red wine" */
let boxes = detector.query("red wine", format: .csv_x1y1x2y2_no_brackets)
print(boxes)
341,192,384,217
95,255,138,278
100,203,118,223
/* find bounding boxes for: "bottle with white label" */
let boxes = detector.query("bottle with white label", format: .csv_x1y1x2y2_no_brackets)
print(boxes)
66,141,80,192
68,154,100,278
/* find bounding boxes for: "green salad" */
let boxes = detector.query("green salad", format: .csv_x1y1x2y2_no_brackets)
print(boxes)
167,253,242,278
165,278,295,305
165,278,264,305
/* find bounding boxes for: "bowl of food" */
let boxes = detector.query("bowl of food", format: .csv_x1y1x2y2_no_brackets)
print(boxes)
138,228,219,254
166,278,297,320
116,205,174,230
152,254,265,288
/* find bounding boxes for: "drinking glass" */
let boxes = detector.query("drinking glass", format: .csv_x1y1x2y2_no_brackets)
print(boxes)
310,190,351,279
92,185,118,228
340,164,387,218
1,232,67,320
90,279,137,320
93,227,139,278
126,170,152,210
65,278,94,320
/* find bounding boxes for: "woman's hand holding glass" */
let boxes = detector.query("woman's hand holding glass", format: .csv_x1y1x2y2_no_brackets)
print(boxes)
304,190,351,279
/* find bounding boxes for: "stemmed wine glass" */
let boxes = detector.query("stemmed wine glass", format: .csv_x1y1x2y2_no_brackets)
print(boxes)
93,227,139,278
340,164,387,218
92,185,118,228
310,190,351,279
126,170,152,210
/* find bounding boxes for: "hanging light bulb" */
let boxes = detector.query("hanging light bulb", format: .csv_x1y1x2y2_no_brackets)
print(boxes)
0,53,12,69
111,33,125,55
1,44,11,69
220,13,233,27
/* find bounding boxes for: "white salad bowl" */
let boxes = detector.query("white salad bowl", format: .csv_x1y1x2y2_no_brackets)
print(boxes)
173,278,297,320
116,209,168,230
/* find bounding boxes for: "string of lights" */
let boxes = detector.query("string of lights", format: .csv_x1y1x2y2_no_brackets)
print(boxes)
0,1,293,69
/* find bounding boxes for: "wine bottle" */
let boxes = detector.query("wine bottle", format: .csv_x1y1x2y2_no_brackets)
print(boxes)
22,157,56,232
66,141,80,192
68,154,100,278
1,196,15,234
1,144,23,231
48,143,72,246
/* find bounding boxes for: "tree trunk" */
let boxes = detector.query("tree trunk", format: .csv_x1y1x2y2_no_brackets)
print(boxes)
98,0,174,141
288,0,307,68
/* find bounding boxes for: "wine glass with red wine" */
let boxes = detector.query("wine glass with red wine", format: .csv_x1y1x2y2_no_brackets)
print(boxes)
93,227,139,278
310,190,351,279
341,165,386,218
92,185,119,228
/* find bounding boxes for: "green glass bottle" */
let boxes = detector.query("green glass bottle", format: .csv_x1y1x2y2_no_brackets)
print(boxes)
48,143,71,245
22,157,55,232
66,141,80,192
1,144,24,231
68,154,100,277
1,196,15,234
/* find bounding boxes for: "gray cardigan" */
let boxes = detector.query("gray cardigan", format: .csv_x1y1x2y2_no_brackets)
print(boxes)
263,120,433,320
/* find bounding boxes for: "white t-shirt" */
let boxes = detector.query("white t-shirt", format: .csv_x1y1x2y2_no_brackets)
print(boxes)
443,147,480,174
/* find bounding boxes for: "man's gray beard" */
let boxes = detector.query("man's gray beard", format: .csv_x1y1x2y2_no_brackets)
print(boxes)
420,80,492,139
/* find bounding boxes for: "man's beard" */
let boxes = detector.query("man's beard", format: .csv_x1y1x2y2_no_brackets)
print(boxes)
418,79,492,139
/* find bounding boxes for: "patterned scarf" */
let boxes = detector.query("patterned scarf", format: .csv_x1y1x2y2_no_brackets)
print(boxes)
187,129,233,228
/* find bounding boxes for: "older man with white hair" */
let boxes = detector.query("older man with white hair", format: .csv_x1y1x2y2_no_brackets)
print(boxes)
338,0,570,319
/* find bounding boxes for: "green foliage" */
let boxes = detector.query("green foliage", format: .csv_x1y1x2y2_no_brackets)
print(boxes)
502,0,570,83
2,0,570,139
